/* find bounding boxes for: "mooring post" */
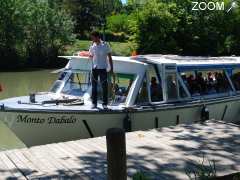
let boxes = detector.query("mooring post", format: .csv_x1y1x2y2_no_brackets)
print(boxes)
106,128,127,180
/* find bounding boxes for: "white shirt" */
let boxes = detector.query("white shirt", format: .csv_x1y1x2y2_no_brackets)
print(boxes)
89,41,111,69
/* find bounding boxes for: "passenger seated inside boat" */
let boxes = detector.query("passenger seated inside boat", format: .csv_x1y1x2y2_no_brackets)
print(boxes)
183,70,232,97
135,77,149,105
97,73,135,104
150,77,162,101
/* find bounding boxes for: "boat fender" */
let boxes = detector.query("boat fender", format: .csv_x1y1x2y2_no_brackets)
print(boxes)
29,93,36,103
0,104,4,111
0,84,3,92
123,113,131,132
201,105,209,122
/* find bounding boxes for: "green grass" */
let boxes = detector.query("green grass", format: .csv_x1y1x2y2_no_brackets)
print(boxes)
64,40,132,56
132,171,150,180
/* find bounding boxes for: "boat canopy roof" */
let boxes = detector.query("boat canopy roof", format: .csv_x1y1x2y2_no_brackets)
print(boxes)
60,56,147,75
131,54,240,70
60,54,240,73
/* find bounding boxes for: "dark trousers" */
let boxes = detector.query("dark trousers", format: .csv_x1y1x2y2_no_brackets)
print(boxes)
91,69,108,105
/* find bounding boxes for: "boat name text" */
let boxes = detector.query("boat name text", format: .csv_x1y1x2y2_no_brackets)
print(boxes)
16,115,77,124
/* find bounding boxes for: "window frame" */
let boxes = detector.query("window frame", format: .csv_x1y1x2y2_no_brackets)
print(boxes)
178,68,235,100
134,73,151,105
177,73,191,100
147,65,164,104
111,73,137,105
229,68,240,93
60,70,91,96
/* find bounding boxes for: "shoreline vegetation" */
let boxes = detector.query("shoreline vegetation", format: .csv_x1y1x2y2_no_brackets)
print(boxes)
0,40,131,72
1,0,240,70
65,40,132,56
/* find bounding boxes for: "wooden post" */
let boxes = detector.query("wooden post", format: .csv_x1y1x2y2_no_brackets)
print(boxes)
106,128,127,180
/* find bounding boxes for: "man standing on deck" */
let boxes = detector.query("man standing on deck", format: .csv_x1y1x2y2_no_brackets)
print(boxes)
89,31,113,109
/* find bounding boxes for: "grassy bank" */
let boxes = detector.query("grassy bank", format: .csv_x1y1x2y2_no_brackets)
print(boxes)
65,40,132,56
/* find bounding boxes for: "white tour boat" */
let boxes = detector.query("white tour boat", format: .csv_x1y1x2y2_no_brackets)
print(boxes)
1,54,240,146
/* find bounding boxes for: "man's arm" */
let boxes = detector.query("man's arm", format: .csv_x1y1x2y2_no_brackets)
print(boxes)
108,53,113,73
89,45,93,59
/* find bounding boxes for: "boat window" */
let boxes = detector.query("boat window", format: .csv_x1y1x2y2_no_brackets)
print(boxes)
110,73,135,104
135,76,149,105
181,70,232,96
231,68,240,91
166,73,178,100
97,73,135,104
61,71,90,96
181,71,200,96
148,65,163,102
58,71,67,80
50,80,63,93
178,77,188,98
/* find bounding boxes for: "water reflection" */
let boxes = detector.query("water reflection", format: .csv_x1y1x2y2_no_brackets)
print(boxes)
0,69,58,150
0,69,58,99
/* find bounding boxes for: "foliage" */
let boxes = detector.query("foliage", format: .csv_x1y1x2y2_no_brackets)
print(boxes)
107,14,129,33
24,0,75,67
65,40,132,56
128,0,179,54
132,171,150,180
105,14,130,41
0,0,27,68
125,0,240,56
60,0,123,38
0,0,75,69
171,0,239,56
185,154,217,180
1,0,240,69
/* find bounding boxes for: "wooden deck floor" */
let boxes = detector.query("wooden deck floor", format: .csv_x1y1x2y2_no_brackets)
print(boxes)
0,120,240,179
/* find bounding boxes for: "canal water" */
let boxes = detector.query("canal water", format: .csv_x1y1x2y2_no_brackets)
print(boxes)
0,70,58,151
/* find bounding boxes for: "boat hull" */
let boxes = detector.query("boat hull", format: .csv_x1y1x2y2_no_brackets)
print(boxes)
1,97,240,147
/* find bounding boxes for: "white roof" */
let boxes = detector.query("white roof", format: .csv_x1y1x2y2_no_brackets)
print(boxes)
60,55,240,69
62,56,147,74
131,54,240,66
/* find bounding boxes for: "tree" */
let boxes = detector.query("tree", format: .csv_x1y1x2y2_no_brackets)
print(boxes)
107,14,129,33
0,0,75,69
127,0,240,56
60,0,123,37
24,0,75,67
128,0,179,54
0,0,27,68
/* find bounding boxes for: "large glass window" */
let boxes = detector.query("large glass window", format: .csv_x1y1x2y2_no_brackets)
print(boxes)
110,73,135,104
166,73,178,100
135,76,149,105
178,75,188,98
148,65,163,102
231,68,240,91
50,71,68,93
50,80,63,93
61,71,91,96
181,70,232,96
181,71,200,96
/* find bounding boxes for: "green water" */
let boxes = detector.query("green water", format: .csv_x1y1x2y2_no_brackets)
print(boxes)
0,70,58,100
0,69,58,150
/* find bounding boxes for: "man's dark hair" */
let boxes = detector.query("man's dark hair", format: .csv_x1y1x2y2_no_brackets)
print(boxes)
91,31,101,38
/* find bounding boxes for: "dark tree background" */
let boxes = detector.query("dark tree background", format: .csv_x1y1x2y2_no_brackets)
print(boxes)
0,0,240,70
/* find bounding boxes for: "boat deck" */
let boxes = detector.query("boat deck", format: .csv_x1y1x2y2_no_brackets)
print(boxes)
0,120,240,179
